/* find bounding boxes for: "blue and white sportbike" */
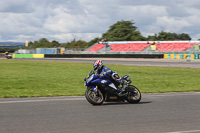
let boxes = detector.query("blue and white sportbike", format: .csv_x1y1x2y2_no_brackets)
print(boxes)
84,71,141,105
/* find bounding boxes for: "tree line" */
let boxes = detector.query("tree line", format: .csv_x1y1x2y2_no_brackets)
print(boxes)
27,20,194,49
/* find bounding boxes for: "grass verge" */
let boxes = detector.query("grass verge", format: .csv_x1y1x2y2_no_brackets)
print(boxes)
0,59,200,98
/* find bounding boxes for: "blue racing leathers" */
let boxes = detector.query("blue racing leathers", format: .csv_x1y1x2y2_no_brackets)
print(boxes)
96,66,113,80
96,65,121,92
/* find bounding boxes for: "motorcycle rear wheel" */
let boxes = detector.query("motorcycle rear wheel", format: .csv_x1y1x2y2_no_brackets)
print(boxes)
126,85,141,104
85,88,104,105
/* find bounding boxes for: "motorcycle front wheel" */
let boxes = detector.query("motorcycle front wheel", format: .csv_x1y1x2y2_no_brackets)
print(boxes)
85,87,104,105
126,85,141,104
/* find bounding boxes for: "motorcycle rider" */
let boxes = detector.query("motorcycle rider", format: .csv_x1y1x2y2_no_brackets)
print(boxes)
93,60,124,96
5,51,9,56
5,51,12,59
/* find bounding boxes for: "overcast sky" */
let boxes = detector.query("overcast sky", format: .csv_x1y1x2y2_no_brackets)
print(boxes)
0,0,200,43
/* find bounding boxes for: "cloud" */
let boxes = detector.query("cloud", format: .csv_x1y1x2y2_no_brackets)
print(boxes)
0,0,200,42
155,16,192,32
0,0,34,13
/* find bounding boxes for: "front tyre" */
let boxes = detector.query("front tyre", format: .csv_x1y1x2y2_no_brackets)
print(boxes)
126,85,141,104
85,87,104,105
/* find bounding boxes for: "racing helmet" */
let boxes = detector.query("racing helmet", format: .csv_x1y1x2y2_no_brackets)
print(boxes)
93,60,103,71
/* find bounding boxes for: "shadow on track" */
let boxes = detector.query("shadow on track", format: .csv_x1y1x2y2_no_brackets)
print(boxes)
102,101,152,106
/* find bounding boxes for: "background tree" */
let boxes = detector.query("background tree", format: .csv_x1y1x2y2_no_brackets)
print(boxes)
157,31,177,40
60,39,88,50
147,34,158,41
28,38,61,48
147,31,191,41
177,33,191,40
51,40,60,47
102,20,146,41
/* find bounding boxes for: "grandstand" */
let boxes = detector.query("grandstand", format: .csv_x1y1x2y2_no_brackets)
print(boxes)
155,42,194,51
109,43,148,52
86,41,200,53
87,44,107,51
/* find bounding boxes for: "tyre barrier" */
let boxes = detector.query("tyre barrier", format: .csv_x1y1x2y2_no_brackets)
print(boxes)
164,54,199,59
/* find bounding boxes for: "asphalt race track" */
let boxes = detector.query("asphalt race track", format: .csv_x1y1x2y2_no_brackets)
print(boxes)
2,57,200,69
13,58,200,69
1,58,200,133
0,93,200,133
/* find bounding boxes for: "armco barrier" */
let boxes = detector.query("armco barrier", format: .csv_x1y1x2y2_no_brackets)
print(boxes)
13,54,44,58
45,54,163,58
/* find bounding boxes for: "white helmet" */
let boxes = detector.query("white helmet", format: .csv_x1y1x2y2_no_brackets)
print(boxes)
93,60,103,71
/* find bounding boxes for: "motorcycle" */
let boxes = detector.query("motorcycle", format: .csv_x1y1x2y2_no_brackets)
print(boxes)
84,71,141,105
5,54,12,59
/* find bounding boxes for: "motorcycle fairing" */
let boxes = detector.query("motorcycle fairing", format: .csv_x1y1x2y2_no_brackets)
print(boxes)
91,78,118,90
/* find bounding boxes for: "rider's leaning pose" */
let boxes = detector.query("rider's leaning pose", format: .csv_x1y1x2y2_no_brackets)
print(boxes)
93,60,124,95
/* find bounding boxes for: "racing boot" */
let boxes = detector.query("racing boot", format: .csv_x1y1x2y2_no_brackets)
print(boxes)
116,86,126,96
116,84,129,96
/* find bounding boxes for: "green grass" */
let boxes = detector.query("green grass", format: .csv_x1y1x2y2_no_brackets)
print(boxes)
0,59,200,98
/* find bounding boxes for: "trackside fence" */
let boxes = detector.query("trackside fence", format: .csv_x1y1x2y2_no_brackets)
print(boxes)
11,53,199,59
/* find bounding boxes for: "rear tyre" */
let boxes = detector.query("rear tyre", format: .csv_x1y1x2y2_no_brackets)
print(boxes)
126,85,141,104
85,87,104,105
